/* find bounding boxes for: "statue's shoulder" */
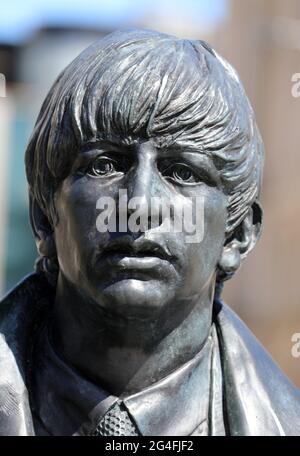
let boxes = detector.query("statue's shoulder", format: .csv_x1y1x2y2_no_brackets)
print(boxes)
0,273,53,372
0,272,48,312
0,273,53,435
0,272,52,331
214,299,300,436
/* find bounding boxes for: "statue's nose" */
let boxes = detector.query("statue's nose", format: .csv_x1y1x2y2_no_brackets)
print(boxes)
127,142,158,206
125,142,166,232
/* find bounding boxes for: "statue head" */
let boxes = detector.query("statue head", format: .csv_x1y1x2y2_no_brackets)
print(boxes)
25,29,263,330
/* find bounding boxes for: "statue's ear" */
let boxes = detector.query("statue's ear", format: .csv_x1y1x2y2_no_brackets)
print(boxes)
217,202,263,281
29,193,56,258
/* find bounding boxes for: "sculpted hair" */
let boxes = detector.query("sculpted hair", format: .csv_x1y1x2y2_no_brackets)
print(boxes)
25,29,264,237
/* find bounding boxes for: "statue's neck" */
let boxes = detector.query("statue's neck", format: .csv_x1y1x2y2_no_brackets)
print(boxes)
50,273,214,396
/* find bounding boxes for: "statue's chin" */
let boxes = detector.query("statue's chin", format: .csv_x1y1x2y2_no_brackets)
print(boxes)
96,278,173,320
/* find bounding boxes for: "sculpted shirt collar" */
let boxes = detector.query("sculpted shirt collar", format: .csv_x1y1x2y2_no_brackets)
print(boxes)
31,324,222,436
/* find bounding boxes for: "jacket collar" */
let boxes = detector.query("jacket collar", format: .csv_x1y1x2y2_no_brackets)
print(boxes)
214,299,300,436
0,273,53,435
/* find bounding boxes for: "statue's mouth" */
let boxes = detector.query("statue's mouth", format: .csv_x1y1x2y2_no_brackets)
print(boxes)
100,236,175,263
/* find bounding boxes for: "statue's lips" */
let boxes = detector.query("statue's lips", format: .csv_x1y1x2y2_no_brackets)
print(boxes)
99,238,175,262
96,238,177,274
102,253,171,270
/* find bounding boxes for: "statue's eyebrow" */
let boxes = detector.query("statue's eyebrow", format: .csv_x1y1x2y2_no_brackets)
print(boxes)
80,138,139,152
156,142,205,155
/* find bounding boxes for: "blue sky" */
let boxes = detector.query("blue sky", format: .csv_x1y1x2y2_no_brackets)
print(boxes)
0,0,227,43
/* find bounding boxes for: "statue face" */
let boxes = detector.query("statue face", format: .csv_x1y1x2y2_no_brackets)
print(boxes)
53,138,227,322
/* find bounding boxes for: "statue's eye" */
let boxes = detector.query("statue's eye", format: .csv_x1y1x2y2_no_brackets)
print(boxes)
171,165,195,182
162,163,200,184
87,157,124,178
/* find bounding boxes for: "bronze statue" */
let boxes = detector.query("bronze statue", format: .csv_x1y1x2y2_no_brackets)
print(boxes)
0,29,299,436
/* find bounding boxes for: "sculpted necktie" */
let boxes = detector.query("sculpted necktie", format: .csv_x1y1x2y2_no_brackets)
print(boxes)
89,401,140,436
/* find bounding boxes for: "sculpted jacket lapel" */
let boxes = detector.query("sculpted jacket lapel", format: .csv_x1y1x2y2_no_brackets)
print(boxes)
214,300,300,436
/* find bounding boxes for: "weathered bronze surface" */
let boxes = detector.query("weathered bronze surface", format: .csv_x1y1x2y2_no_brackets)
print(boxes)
0,29,299,436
